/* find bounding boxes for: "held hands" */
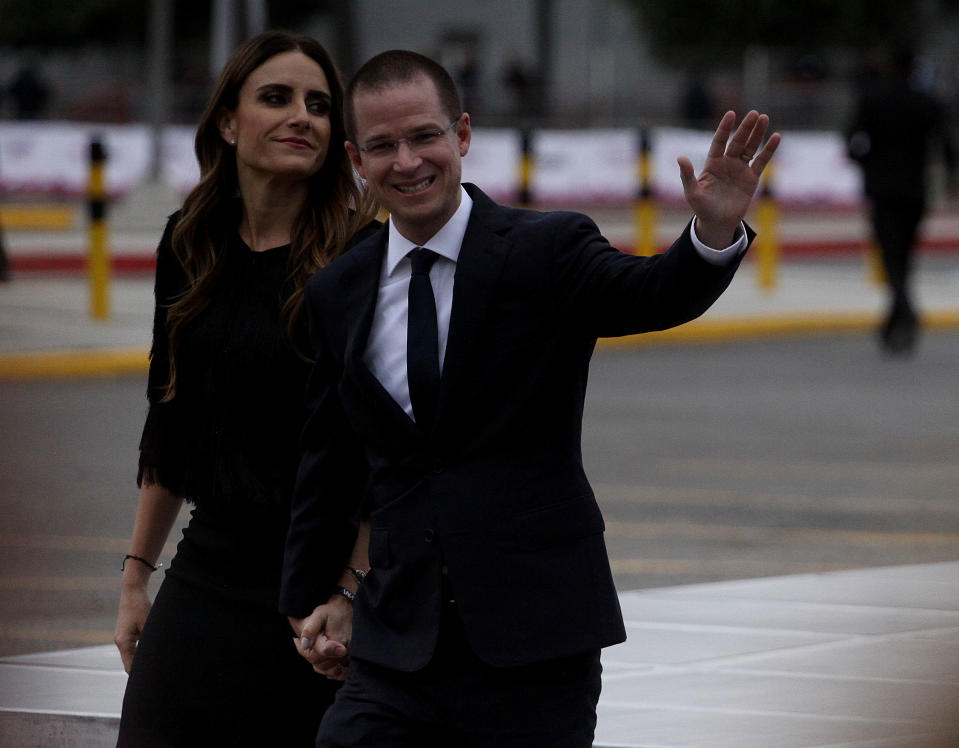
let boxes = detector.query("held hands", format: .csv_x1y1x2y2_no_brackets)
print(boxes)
288,593,353,681
678,110,781,249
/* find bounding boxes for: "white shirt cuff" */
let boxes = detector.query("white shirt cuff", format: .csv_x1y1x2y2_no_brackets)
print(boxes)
689,218,748,266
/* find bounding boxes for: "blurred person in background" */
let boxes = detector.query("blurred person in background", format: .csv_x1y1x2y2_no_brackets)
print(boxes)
0,224,9,282
0,150,9,282
0,205,8,282
7,61,50,119
680,69,716,129
847,45,957,355
113,30,377,747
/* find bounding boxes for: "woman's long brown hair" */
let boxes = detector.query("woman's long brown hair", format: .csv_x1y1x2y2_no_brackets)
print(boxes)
162,31,376,400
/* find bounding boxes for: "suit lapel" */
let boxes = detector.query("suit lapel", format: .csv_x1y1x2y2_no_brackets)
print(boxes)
343,187,513,440
340,227,422,435
435,187,513,432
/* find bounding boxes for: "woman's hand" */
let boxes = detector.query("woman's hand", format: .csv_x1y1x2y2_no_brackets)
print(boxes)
114,583,153,674
288,594,354,681
115,483,182,673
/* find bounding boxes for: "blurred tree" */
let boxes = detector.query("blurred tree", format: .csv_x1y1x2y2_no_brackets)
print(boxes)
618,0,959,67
0,0,329,47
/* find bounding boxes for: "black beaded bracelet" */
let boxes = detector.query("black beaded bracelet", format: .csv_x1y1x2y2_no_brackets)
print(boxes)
122,554,161,572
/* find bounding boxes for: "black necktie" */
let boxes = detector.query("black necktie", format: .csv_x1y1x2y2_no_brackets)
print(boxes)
407,248,440,429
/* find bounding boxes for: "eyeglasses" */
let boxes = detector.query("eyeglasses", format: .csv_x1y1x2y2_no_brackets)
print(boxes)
357,119,460,158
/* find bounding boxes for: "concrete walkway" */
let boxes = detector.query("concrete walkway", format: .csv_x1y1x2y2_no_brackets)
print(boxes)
1,561,957,747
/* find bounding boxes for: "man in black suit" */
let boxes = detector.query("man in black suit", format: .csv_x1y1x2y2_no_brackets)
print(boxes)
280,50,779,747
847,46,956,354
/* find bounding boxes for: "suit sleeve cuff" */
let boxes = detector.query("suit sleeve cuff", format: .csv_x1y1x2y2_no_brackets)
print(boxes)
689,218,748,266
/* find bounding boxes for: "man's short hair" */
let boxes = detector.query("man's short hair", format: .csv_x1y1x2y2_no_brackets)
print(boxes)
345,50,463,142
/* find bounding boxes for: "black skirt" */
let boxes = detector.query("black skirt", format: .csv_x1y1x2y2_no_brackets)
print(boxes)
117,573,339,747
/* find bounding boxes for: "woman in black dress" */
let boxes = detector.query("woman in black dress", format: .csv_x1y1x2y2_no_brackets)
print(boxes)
114,31,376,747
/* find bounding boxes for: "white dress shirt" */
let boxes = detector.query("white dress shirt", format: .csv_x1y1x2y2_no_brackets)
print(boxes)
364,188,473,420
364,185,746,419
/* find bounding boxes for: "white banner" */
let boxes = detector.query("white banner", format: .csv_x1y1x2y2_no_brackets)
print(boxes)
649,127,713,203
0,122,153,197
462,128,522,203
650,127,862,206
530,129,638,204
771,130,862,205
0,122,864,207
160,126,201,196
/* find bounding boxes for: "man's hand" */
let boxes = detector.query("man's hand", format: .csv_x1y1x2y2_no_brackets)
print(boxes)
288,594,354,681
678,110,781,248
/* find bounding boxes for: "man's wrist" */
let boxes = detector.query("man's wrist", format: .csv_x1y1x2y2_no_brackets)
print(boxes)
345,567,367,585
693,217,740,250
690,217,748,265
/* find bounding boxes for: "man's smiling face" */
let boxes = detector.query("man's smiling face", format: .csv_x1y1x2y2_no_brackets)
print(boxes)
346,74,470,246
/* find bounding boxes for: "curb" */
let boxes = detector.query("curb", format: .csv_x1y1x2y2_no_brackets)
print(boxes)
3,311,959,381
6,241,959,275
598,309,959,349
0,348,149,380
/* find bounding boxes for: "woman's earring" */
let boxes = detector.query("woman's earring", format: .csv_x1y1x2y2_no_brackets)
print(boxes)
230,137,236,146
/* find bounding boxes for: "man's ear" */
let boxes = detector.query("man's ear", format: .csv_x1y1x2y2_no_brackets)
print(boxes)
217,108,236,146
345,141,366,179
457,113,471,158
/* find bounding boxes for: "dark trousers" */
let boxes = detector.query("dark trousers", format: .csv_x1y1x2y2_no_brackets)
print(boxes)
317,599,603,748
870,196,924,350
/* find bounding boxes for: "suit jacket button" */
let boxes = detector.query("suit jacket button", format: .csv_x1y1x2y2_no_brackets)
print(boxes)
430,459,445,474
424,528,435,543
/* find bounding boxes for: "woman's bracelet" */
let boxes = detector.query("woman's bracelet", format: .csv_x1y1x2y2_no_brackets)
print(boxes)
121,554,161,573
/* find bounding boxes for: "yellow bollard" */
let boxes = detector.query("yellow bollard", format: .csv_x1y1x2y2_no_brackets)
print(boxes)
88,138,110,320
755,165,779,292
866,241,886,285
518,129,533,209
633,130,657,256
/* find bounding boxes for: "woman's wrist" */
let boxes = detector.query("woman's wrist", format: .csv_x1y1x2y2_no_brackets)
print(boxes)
122,553,160,573
120,553,161,589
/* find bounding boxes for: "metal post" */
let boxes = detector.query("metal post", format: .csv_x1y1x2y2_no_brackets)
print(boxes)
148,0,172,180
245,0,267,35
88,138,110,320
866,242,886,285
634,129,657,256
535,0,552,119
519,130,533,208
332,2,359,78
756,164,779,292
210,0,238,82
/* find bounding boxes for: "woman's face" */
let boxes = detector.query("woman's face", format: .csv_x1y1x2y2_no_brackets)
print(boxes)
221,50,333,184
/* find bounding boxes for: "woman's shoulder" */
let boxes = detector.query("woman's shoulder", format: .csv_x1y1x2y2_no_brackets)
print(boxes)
153,209,189,293
156,209,184,252
162,208,184,231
